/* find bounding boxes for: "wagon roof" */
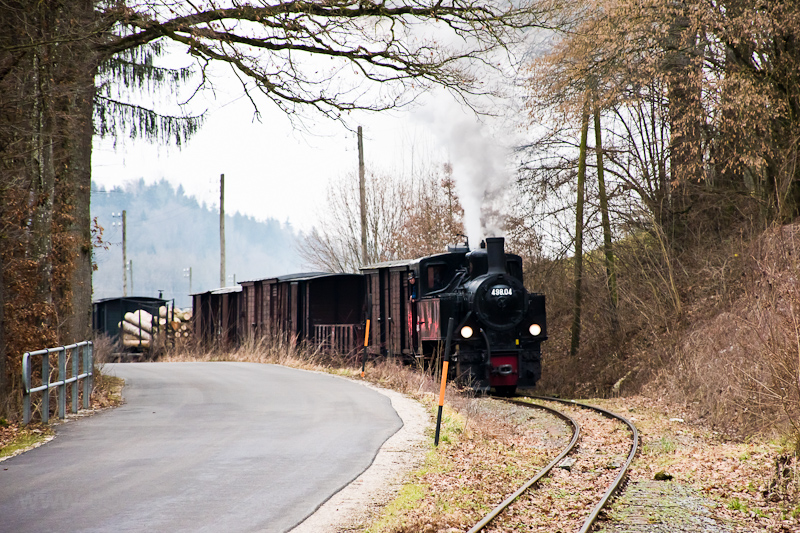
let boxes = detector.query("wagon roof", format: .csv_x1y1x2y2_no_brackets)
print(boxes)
93,296,169,305
210,285,242,295
361,250,471,272
359,259,414,271
239,271,362,284
190,285,242,296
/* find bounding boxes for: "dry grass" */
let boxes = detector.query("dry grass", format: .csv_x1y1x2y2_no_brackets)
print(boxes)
527,217,800,522
534,217,799,441
646,225,800,440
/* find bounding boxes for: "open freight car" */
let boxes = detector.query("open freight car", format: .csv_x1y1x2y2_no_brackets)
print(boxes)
93,296,171,359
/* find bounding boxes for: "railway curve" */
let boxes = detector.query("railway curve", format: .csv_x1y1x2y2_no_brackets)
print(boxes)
469,396,639,533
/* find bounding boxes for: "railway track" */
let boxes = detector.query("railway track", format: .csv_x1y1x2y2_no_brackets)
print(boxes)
469,396,639,533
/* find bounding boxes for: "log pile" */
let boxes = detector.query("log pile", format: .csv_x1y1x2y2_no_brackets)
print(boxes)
118,306,194,349
120,309,154,348
160,306,193,343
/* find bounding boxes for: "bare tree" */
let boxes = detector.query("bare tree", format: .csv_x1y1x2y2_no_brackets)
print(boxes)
301,163,465,271
392,163,465,258
569,101,589,356
99,1,564,123
301,170,410,272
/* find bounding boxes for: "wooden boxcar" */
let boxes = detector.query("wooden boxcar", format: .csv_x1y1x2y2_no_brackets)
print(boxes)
361,249,471,358
238,272,366,353
192,285,242,346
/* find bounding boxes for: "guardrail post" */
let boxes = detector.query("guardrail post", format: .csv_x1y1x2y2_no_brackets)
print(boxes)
72,345,79,414
42,352,50,424
88,343,93,403
23,353,31,425
58,347,66,419
83,344,90,409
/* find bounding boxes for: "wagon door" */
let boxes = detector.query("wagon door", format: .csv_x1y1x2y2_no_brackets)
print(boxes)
418,299,441,342
367,273,380,354
289,281,300,339
380,269,390,355
388,270,403,356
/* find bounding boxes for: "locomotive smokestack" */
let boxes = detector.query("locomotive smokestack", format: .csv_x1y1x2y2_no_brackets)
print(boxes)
486,237,506,274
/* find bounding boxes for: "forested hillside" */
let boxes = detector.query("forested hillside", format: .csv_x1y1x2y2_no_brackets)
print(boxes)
92,180,302,307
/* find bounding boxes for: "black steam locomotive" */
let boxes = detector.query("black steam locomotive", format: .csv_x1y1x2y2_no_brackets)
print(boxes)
193,237,546,395
363,237,546,395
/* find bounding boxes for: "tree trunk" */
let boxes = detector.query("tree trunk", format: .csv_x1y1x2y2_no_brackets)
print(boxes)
59,2,97,342
594,109,619,337
30,42,56,310
570,102,590,357
0,216,6,414
0,1,97,417
663,8,703,231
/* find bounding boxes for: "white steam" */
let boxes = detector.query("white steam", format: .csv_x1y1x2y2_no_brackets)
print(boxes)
416,95,516,248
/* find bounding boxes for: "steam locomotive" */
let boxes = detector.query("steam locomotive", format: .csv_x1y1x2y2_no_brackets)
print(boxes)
193,237,546,395
363,237,546,395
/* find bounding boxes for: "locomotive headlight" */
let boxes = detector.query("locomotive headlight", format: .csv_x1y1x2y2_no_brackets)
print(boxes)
460,326,474,339
529,324,542,336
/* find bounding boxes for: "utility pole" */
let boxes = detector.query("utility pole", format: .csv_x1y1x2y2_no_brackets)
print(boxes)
122,210,127,297
358,126,367,266
128,259,133,294
220,173,226,287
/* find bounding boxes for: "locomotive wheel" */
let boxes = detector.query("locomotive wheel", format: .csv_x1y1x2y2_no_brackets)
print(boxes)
494,385,517,397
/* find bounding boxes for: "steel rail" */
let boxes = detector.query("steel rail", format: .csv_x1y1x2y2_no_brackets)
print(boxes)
528,396,640,533
467,400,581,533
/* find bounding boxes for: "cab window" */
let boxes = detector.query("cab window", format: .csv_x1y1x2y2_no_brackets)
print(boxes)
426,263,448,291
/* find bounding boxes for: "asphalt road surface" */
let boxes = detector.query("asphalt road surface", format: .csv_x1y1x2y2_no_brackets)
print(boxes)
0,362,403,533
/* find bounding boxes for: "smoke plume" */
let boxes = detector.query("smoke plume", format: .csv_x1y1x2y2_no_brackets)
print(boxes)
417,96,515,248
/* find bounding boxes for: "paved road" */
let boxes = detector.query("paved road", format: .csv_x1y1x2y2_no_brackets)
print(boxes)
0,362,402,533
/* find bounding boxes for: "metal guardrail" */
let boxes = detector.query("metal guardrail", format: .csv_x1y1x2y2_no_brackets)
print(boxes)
22,341,93,425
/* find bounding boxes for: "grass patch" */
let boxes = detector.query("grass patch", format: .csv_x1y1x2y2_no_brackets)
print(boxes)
367,483,427,533
727,497,748,513
0,427,53,459
430,405,466,445
643,436,677,455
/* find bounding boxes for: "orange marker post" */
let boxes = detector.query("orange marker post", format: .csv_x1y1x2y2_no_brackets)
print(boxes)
361,319,370,377
434,317,455,446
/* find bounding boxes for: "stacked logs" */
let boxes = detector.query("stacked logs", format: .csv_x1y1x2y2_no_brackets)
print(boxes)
120,309,154,348
119,306,194,349
160,306,193,342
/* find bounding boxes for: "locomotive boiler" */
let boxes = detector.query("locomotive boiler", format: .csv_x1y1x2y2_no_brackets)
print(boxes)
362,237,546,395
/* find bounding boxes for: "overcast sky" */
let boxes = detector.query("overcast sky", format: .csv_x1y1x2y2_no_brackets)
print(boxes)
91,46,529,247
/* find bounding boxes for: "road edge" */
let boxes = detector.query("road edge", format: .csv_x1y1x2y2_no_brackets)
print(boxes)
289,381,431,533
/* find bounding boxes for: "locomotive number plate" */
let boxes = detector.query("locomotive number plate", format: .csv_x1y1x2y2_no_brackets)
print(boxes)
491,287,513,296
